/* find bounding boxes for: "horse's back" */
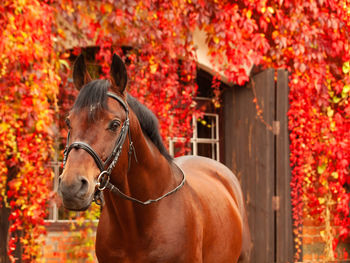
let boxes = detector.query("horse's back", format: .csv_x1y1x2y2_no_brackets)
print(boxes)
174,155,250,262
175,155,245,217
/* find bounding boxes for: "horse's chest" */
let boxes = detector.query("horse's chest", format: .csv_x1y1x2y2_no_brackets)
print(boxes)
96,238,183,263
96,202,191,262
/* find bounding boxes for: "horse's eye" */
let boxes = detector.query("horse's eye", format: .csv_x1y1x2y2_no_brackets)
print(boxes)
65,118,71,129
108,120,120,132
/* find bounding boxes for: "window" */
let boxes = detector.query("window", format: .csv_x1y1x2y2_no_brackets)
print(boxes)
168,111,220,161
168,67,223,161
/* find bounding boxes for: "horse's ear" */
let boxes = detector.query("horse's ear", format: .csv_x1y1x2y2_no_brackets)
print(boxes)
73,54,92,90
110,54,127,94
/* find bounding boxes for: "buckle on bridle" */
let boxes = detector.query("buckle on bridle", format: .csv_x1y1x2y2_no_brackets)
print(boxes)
97,171,110,191
93,190,103,205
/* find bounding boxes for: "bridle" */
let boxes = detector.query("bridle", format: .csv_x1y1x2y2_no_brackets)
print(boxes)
62,92,186,206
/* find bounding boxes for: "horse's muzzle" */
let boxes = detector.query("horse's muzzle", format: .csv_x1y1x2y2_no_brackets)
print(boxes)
58,175,93,211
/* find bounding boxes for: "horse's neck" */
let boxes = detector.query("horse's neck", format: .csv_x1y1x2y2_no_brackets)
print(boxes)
102,114,178,236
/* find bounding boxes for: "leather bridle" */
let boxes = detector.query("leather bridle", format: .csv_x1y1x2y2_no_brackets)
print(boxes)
62,92,185,206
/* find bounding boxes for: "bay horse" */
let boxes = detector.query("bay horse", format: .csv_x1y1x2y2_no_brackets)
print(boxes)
58,54,251,263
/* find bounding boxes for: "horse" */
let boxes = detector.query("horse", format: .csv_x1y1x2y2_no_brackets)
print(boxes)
58,53,251,263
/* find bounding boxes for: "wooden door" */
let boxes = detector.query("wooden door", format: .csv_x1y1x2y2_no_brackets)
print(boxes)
223,69,293,263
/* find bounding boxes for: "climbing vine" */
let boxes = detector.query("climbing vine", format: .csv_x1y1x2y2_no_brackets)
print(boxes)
0,0,61,261
1,0,350,261
262,1,350,260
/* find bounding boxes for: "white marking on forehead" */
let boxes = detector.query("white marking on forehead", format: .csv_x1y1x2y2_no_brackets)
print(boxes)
89,105,96,113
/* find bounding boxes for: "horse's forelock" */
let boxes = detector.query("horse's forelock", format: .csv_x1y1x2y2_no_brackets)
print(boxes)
72,79,111,121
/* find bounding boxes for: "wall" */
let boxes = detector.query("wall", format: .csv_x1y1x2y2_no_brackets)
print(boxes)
41,225,97,263
302,213,350,262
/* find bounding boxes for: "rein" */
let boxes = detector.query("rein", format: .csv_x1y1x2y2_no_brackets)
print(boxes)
63,92,185,206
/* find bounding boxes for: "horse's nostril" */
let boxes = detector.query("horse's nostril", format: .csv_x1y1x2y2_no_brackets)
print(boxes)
58,176,62,185
81,177,88,186
59,175,90,200
77,176,89,197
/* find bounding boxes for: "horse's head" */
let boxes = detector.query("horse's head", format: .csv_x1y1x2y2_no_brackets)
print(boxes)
58,54,129,211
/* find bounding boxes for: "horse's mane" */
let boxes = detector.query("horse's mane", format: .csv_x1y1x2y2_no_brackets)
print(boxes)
126,95,173,162
72,79,173,162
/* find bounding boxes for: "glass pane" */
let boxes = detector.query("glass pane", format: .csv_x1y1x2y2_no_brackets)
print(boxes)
197,115,217,139
197,143,218,160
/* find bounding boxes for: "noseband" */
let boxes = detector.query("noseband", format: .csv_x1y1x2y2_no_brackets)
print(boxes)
62,92,185,206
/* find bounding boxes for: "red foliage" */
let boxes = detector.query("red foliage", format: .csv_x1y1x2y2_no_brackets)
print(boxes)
0,0,61,261
262,0,350,259
1,0,350,261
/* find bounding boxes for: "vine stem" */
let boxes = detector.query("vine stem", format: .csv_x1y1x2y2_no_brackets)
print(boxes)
250,80,273,132
324,192,335,261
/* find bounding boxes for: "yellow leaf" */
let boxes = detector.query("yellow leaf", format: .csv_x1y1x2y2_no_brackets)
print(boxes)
59,59,70,69
332,96,341,103
246,10,252,19
342,84,350,98
327,107,334,117
330,121,336,130
331,172,338,179
150,63,158,74
272,31,279,39
317,163,326,174
320,230,325,239
213,36,220,44
104,3,113,13
13,180,22,190
36,120,45,132
267,7,274,13
318,197,325,204
343,61,350,74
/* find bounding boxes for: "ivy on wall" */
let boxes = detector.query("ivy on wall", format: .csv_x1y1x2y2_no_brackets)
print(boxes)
0,0,349,261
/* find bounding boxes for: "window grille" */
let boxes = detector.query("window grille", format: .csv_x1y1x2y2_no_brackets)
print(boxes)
168,113,220,161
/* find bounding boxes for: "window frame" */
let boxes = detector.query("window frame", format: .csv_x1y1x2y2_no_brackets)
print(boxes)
168,112,220,161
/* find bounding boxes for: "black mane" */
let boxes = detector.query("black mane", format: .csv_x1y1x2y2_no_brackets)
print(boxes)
126,95,173,162
71,79,173,162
